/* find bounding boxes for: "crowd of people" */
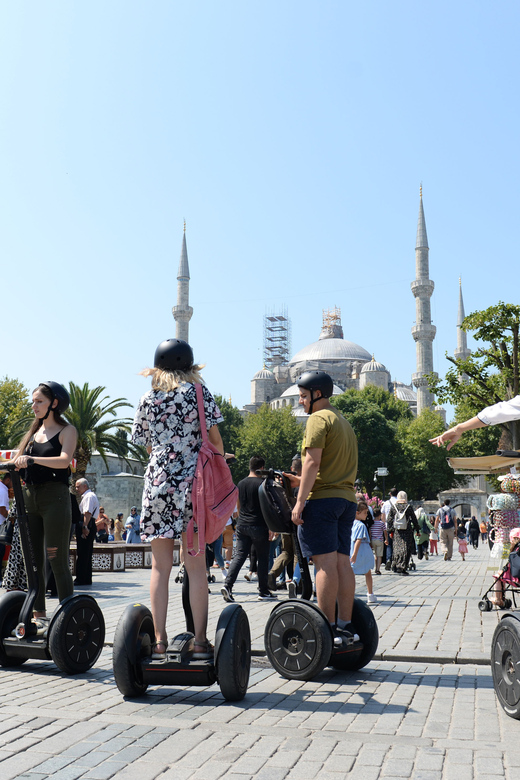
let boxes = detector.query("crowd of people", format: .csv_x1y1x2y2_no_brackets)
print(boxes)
3,338,519,657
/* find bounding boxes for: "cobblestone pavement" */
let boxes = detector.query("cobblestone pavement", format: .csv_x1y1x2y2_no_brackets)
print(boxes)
1,543,517,779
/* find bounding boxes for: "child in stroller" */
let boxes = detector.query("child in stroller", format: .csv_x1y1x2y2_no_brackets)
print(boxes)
480,528,520,611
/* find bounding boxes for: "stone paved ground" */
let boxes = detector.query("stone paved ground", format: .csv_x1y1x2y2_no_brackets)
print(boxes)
1,543,518,779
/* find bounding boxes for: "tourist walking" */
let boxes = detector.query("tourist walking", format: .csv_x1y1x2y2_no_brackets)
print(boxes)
414,506,431,561
221,455,274,602
386,491,419,575
369,507,387,575
351,501,377,603
468,516,480,548
429,515,439,555
457,522,468,561
435,499,457,561
132,338,225,660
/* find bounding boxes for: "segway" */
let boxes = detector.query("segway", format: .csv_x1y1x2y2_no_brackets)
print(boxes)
112,567,251,701
259,469,379,681
0,462,105,673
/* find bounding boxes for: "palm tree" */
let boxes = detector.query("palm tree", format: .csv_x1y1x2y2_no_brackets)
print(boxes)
65,382,146,481
9,382,146,481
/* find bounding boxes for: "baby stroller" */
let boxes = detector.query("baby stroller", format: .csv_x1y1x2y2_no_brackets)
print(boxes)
478,528,520,612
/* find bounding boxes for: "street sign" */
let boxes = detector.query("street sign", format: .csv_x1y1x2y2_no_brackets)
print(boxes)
376,468,389,476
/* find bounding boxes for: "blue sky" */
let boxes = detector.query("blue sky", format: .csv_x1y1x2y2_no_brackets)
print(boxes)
1,1,518,421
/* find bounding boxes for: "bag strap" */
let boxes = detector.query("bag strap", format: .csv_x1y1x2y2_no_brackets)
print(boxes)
195,383,208,441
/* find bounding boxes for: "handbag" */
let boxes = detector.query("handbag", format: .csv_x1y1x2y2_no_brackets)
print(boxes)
0,519,14,546
186,384,238,556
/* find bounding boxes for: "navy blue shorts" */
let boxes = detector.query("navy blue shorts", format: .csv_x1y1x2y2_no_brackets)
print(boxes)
298,497,356,558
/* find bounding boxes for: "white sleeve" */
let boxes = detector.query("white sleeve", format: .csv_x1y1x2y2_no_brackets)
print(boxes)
477,396,520,426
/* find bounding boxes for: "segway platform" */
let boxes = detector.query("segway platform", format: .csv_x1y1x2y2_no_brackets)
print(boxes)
113,601,251,701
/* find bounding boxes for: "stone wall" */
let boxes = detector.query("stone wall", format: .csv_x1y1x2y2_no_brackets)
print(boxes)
84,452,145,520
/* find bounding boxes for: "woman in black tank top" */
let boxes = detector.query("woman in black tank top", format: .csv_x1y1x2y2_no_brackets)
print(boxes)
12,382,77,623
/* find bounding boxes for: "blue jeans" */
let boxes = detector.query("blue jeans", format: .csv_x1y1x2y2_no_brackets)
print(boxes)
212,535,225,568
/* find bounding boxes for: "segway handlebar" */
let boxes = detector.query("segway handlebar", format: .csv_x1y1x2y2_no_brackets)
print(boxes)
0,458,34,472
496,450,520,459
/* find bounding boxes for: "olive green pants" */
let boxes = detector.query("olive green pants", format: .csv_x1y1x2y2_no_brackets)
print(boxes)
23,482,73,612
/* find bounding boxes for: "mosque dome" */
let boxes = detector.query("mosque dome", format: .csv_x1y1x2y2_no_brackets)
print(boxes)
361,357,387,373
252,367,275,381
290,338,371,364
393,382,417,403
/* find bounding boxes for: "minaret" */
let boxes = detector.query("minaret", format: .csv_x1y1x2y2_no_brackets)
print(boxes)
454,278,470,362
411,187,437,414
172,221,193,342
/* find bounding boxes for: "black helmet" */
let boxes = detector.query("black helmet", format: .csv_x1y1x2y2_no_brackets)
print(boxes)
154,339,194,372
297,371,333,414
40,381,70,414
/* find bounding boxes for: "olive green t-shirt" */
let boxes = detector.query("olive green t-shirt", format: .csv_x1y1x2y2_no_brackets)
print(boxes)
301,406,358,503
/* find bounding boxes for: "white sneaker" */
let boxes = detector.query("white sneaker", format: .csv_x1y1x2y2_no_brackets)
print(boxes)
367,593,378,604
221,568,227,582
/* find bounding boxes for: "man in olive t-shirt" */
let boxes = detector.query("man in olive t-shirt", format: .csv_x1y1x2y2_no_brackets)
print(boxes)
289,371,359,647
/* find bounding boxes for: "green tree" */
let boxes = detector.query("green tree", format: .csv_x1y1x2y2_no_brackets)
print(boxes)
332,388,408,495
213,395,243,456
235,405,302,482
396,409,462,499
0,377,31,448
429,302,520,448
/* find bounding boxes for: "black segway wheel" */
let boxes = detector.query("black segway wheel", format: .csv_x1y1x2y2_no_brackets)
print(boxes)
330,598,379,671
215,605,251,701
492,616,520,719
49,596,105,674
0,591,27,667
113,603,154,697
264,602,333,681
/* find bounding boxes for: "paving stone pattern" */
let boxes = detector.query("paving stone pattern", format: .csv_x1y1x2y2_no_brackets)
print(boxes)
1,544,517,779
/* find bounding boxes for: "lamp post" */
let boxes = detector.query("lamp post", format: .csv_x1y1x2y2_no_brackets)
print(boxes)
376,465,389,500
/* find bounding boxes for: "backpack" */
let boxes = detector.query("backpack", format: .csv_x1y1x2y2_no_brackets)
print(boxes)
186,383,238,556
417,512,429,536
393,505,409,530
440,506,454,529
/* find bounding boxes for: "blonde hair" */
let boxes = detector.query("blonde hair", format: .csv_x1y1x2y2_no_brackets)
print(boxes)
140,364,206,392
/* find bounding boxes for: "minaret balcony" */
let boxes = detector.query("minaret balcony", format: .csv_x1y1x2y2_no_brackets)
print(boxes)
412,371,438,388
411,323,436,342
411,279,435,298
172,305,193,321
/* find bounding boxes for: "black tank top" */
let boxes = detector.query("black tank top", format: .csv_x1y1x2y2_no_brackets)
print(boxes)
23,431,70,486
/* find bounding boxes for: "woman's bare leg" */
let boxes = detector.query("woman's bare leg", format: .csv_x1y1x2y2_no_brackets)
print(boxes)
181,532,209,646
150,539,174,647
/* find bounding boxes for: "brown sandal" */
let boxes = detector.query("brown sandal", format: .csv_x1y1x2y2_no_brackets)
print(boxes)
192,640,214,660
152,641,167,659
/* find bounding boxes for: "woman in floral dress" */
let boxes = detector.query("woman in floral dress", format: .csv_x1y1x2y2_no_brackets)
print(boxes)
132,339,224,660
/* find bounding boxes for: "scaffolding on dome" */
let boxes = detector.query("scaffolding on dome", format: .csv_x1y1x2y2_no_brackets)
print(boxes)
263,306,291,368
321,306,344,339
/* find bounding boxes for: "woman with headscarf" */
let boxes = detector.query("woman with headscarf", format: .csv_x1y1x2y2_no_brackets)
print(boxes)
386,491,419,576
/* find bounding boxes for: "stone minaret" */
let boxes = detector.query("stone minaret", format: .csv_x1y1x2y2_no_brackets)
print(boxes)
172,221,193,342
411,187,437,414
454,278,470,362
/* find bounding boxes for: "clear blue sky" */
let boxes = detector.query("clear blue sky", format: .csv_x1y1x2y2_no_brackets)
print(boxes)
1,1,518,421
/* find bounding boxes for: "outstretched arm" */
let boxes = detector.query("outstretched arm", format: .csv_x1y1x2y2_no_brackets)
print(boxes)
429,416,485,451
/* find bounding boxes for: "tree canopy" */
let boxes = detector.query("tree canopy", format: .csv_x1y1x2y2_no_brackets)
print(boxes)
429,302,520,448
0,377,31,449
213,394,244,457
234,404,302,482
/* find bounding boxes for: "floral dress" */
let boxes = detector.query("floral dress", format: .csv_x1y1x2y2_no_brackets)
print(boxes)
132,383,223,541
